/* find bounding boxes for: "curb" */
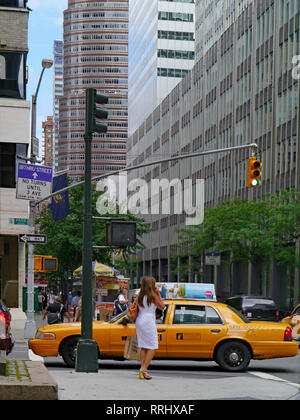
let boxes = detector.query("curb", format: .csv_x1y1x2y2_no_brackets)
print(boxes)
0,361,58,400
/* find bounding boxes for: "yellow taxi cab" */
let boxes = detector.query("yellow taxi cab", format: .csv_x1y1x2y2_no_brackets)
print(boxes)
281,304,300,340
29,299,298,372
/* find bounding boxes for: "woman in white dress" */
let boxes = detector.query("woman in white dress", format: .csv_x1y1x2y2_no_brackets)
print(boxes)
135,276,165,379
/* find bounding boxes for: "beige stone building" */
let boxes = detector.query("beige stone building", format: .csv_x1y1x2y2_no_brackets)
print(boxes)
0,0,30,308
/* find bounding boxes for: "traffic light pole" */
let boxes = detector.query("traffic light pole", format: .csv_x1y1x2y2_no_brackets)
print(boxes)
35,142,259,206
75,91,100,373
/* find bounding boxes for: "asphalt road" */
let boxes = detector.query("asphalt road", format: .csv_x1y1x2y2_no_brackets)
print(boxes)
9,339,300,386
8,312,300,398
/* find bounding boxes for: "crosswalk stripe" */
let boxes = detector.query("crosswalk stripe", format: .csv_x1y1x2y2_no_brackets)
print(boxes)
249,371,300,389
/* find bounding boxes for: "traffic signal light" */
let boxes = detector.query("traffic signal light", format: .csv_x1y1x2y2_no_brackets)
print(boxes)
34,255,58,272
247,156,262,187
85,88,108,135
105,221,137,247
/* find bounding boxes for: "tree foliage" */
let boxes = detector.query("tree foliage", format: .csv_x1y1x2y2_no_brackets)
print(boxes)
34,180,149,290
175,189,300,271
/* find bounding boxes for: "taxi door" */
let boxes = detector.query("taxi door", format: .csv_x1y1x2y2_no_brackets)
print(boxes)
109,318,136,356
154,304,169,358
166,303,226,359
109,308,169,357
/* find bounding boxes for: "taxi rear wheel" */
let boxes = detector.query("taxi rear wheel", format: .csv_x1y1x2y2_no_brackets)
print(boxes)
215,341,251,372
61,336,80,367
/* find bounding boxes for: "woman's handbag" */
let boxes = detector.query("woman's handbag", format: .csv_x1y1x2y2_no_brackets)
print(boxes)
127,302,138,323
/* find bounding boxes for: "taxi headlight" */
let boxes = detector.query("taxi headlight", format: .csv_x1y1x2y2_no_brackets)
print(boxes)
35,331,56,340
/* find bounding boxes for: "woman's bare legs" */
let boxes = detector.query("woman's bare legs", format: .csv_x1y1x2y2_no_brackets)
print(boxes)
143,349,155,371
140,348,146,370
139,348,155,378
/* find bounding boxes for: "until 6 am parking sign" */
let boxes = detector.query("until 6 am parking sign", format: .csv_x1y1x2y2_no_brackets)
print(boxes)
16,163,53,202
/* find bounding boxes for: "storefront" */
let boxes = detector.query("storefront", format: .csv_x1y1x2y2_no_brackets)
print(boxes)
0,234,26,308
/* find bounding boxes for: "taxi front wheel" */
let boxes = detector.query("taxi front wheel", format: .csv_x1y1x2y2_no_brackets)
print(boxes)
215,341,251,372
61,336,80,368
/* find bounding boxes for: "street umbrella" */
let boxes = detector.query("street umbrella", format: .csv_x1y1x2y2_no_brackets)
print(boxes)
73,261,120,278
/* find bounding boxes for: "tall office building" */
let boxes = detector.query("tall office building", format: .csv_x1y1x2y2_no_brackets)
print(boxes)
58,0,128,178
42,116,54,167
53,40,63,172
127,0,300,308
128,0,195,136
195,0,254,60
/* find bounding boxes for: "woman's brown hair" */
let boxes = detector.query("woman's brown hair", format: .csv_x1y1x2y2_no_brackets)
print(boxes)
137,276,158,307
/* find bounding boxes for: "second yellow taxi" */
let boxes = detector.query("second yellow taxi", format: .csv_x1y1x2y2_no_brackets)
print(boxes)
29,299,298,372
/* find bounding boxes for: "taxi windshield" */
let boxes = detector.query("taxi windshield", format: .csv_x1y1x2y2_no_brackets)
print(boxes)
107,309,128,324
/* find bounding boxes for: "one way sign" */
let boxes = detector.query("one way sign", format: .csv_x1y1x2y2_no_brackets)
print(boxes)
18,234,47,244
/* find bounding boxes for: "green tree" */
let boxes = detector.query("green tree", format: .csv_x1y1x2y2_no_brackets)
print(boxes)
174,190,300,284
34,180,149,292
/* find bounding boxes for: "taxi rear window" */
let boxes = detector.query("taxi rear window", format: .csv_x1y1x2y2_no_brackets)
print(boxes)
227,305,251,323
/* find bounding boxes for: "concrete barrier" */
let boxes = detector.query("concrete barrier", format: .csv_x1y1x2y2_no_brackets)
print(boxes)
0,361,58,400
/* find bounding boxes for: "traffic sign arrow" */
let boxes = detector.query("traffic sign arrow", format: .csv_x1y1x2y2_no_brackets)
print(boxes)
18,234,47,244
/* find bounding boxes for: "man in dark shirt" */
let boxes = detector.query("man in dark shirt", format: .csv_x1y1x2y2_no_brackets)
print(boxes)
42,296,71,324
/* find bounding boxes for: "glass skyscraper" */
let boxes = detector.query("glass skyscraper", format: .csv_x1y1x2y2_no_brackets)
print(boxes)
128,0,195,136
127,0,300,308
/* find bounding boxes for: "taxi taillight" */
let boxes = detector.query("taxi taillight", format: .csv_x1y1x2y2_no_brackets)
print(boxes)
0,312,10,332
284,327,292,341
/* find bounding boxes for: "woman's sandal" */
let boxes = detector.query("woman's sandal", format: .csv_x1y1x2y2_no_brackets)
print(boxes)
139,369,152,380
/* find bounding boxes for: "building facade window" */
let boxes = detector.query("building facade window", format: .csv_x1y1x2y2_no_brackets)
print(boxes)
0,0,27,7
0,143,27,188
0,52,26,99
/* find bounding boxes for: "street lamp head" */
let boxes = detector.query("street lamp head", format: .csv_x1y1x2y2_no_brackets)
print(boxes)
41,58,53,69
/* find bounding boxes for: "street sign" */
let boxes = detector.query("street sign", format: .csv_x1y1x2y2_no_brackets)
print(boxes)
205,252,221,266
18,234,47,244
16,163,53,202
9,218,28,225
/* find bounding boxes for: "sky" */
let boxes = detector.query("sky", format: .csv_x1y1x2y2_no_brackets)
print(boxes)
27,0,68,152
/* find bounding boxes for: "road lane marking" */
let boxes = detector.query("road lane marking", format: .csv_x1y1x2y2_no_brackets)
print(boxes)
249,371,300,389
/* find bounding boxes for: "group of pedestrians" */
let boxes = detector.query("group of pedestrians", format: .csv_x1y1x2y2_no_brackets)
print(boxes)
37,289,82,325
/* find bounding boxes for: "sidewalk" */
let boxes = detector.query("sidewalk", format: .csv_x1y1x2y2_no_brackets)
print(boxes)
9,309,300,401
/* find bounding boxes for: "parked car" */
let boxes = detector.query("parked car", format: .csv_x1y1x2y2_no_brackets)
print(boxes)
281,304,300,340
0,299,14,355
225,296,280,322
29,299,298,372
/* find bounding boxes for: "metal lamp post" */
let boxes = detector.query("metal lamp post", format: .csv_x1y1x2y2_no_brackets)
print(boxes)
75,89,108,372
24,58,53,339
